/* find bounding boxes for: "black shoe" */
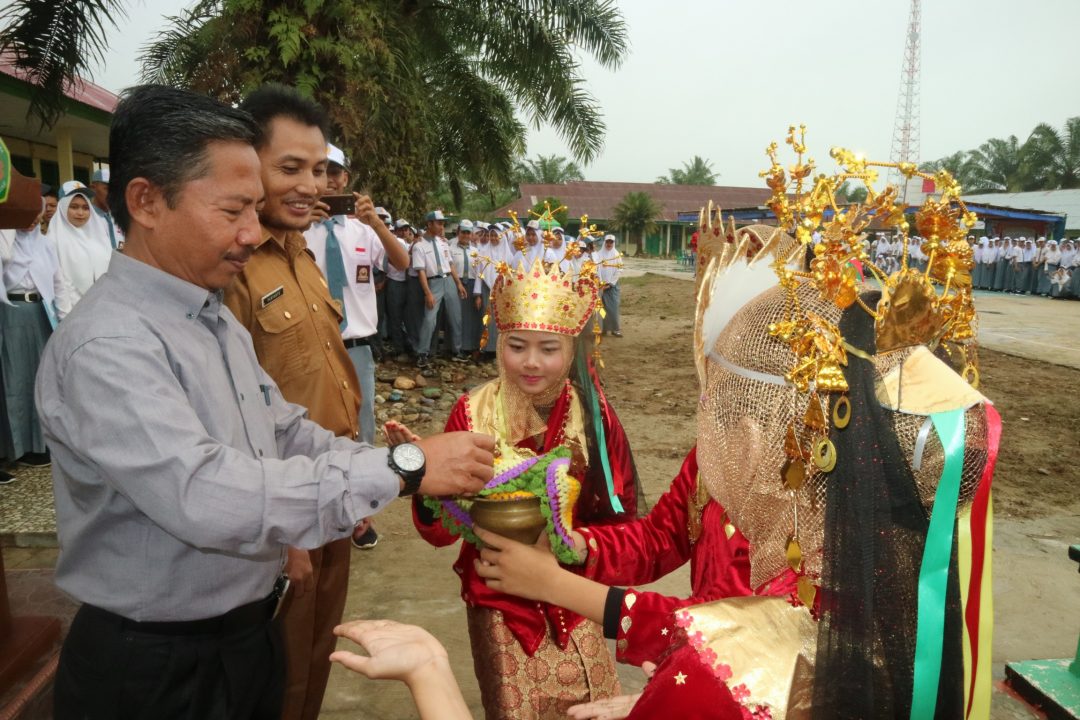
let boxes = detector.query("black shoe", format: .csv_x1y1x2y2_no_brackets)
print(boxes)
416,354,430,369
0,469,15,486
452,352,469,363
612,331,623,338
17,452,50,468
351,525,379,550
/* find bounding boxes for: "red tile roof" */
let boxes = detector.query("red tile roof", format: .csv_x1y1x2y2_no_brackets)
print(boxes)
0,55,119,114
494,181,775,222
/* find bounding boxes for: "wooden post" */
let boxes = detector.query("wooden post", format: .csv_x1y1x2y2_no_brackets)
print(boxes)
55,127,74,184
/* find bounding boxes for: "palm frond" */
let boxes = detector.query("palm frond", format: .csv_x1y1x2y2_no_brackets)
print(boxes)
0,0,128,127
138,1,222,87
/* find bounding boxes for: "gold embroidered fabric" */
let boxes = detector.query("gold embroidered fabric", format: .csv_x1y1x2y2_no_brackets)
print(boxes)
682,597,817,718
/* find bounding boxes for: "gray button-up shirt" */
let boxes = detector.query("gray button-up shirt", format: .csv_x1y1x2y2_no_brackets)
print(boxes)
36,253,399,621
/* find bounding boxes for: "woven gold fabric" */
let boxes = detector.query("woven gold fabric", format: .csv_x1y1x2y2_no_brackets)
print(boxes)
697,280,988,590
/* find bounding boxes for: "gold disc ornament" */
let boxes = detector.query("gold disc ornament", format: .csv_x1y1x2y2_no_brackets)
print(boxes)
831,395,851,429
812,437,837,472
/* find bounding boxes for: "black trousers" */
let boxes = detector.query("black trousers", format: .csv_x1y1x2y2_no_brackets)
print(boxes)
55,603,284,720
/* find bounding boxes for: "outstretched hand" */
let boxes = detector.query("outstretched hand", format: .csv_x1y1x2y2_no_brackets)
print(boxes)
566,694,642,719
330,619,449,685
473,526,560,602
383,420,421,446
567,662,653,719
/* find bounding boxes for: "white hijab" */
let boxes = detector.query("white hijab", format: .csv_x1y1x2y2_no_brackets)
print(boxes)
596,240,622,285
48,192,113,299
1059,242,1077,268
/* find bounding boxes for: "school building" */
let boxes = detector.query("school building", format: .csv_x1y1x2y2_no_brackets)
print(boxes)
0,56,118,190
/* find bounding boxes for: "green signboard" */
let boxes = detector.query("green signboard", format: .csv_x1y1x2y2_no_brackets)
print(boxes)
0,138,10,204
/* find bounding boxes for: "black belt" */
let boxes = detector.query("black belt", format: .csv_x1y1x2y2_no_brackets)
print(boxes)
343,335,375,349
428,274,445,279
7,292,41,303
82,589,279,637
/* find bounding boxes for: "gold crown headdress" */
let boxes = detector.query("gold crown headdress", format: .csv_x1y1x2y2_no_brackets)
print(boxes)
695,126,983,609
492,258,599,336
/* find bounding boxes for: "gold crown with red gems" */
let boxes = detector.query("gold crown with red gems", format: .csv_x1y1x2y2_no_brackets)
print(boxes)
492,258,599,336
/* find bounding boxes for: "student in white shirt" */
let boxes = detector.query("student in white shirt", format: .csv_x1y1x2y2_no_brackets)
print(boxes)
596,234,624,337
304,144,409,445
1,202,76,468
384,219,413,356
412,211,468,368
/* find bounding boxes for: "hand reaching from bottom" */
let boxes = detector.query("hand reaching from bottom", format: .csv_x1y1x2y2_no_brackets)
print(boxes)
330,619,448,683
567,663,654,719
566,694,642,720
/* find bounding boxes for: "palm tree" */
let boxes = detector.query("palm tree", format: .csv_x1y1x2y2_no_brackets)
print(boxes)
656,155,717,185
609,191,662,256
0,0,128,127
137,0,626,217
1024,117,1080,189
515,155,585,184
1,0,628,218
835,181,868,204
964,136,1035,193
920,151,982,191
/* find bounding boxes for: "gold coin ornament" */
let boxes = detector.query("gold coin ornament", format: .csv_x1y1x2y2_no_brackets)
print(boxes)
831,395,851,429
962,363,980,389
812,437,837,473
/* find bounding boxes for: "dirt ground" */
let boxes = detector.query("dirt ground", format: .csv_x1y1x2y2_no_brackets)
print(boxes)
320,273,1080,719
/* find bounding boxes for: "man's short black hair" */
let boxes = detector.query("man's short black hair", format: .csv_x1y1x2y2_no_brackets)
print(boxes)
43,188,58,199
108,85,257,235
239,84,330,150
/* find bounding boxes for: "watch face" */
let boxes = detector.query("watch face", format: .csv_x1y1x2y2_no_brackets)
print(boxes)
393,443,425,473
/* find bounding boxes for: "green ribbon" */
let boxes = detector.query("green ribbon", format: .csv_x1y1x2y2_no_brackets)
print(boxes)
910,408,966,719
588,385,623,514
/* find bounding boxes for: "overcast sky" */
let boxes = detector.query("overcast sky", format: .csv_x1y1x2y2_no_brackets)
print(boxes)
93,0,1079,187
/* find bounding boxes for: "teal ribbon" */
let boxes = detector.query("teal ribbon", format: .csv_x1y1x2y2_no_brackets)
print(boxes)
910,408,966,719
588,386,624,514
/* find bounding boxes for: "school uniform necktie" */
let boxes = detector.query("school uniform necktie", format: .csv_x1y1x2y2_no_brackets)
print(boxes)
431,238,444,276
323,219,348,330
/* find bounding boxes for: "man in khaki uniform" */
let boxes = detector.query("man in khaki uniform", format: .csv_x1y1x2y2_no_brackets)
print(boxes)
223,84,356,720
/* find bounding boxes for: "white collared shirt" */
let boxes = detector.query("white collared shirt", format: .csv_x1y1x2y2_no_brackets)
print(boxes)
304,216,386,340
411,234,453,277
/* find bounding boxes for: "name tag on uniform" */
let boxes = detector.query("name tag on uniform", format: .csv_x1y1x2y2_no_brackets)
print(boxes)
355,266,371,284
260,285,284,308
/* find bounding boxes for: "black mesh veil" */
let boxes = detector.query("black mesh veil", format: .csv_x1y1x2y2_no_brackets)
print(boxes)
811,292,964,718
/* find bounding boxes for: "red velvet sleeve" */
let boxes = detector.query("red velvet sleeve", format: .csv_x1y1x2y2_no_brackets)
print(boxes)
410,394,472,548
626,642,744,720
613,588,710,666
577,449,698,587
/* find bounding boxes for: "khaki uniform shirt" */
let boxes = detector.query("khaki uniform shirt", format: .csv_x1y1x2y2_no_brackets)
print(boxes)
224,227,360,439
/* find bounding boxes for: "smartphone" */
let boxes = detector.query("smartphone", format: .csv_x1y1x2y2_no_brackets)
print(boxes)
322,194,355,216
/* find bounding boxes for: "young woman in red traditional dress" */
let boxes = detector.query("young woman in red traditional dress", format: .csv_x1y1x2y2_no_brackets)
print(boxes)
411,254,640,719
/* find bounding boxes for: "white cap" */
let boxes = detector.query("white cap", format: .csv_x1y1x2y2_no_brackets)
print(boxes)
475,221,490,230
604,233,616,242
525,219,540,230
394,218,411,229
326,143,349,168
60,180,92,199
375,206,391,219
458,219,474,231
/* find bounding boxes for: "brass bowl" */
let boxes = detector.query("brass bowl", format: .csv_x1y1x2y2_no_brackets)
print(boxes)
469,496,546,545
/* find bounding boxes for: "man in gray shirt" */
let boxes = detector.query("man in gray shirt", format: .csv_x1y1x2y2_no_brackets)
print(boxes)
35,85,494,719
